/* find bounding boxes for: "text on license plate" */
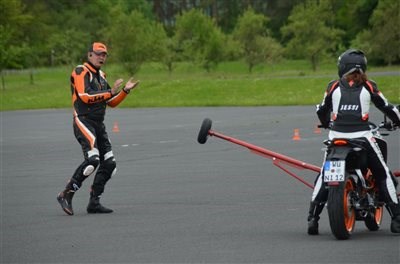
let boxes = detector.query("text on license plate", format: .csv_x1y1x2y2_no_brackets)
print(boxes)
323,160,345,182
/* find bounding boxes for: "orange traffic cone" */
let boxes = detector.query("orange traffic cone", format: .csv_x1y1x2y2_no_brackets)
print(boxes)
314,124,321,134
112,121,120,133
292,128,301,141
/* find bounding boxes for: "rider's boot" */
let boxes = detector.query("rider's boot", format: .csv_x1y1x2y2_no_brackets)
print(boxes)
307,201,324,235
87,191,113,214
57,179,79,215
386,202,400,233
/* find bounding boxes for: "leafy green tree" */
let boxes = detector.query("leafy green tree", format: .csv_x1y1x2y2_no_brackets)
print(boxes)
21,0,113,67
19,0,58,66
47,30,90,66
214,0,242,34
350,30,373,59
220,34,242,61
0,0,35,88
174,9,225,72
36,0,113,41
351,0,399,65
281,0,344,71
334,0,378,47
368,0,399,65
159,37,180,74
233,8,282,73
107,6,168,75
0,0,33,69
117,0,154,20
0,0,395,72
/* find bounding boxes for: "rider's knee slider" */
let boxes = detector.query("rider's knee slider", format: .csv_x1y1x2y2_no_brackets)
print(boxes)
83,155,100,176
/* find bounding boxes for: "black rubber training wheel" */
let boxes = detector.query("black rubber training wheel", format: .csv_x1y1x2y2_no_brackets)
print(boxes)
197,118,212,144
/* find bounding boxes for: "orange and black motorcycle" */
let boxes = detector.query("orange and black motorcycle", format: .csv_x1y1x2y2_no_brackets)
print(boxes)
321,121,396,239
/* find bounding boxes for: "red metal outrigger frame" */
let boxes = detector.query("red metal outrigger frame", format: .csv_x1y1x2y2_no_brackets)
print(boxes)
209,129,318,189
205,125,400,193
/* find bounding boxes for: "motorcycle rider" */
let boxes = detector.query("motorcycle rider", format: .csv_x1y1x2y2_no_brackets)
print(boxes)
307,49,400,235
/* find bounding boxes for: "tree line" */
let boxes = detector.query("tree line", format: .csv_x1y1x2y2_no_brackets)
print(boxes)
1,0,399,75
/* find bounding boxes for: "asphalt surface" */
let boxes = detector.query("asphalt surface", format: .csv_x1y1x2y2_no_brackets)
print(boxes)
1,107,399,263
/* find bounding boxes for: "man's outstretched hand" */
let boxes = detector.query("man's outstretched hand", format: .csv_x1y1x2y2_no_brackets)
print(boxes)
111,78,140,95
111,79,124,96
123,78,140,93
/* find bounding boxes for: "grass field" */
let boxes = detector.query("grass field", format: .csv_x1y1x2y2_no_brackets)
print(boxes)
1,60,399,111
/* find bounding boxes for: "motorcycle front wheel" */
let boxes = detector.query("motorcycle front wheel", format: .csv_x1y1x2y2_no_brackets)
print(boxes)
327,174,356,240
363,171,383,231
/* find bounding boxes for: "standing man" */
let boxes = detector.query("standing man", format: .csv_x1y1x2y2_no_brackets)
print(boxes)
57,42,139,215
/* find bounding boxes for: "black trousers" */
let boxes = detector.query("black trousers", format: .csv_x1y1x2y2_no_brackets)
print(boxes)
69,116,116,196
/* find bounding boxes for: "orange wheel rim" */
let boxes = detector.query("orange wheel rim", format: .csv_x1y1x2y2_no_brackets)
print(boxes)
343,179,355,231
375,206,383,225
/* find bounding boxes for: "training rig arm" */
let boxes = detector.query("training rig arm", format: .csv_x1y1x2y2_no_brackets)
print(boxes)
209,130,318,189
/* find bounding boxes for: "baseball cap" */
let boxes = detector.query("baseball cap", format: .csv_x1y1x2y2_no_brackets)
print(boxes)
89,42,108,55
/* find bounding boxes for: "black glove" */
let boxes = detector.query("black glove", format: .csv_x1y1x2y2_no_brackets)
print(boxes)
316,104,331,128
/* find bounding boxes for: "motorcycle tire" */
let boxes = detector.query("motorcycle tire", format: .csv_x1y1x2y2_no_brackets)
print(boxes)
364,206,383,231
327,173,356,240
363,170,383,231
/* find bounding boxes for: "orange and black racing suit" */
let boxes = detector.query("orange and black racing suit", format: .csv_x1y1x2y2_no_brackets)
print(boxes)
67,61,128,197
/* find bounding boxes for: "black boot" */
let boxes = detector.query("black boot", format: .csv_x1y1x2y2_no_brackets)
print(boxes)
391,215,400,233
386,202,400,233
87,193,113,214
57,190,75,215
307,201,324,235
57,179,80,215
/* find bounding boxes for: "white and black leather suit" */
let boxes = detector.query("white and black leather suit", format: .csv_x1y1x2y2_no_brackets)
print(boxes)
312,77,400,208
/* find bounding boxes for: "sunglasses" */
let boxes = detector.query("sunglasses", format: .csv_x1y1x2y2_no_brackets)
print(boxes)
93,52,108,56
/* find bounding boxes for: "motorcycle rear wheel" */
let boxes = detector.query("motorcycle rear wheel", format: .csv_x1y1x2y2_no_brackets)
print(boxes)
327,174,356,240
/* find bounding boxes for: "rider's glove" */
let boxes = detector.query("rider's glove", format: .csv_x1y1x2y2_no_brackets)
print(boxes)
316,104,331,129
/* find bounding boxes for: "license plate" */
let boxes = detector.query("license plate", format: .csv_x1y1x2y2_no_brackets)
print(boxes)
323,160,345,182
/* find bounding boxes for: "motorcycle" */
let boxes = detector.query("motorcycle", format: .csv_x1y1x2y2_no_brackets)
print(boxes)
322,121,397,239
197,117,399,240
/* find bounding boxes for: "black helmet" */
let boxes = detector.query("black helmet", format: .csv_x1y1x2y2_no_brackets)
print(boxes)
337,49,367,78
